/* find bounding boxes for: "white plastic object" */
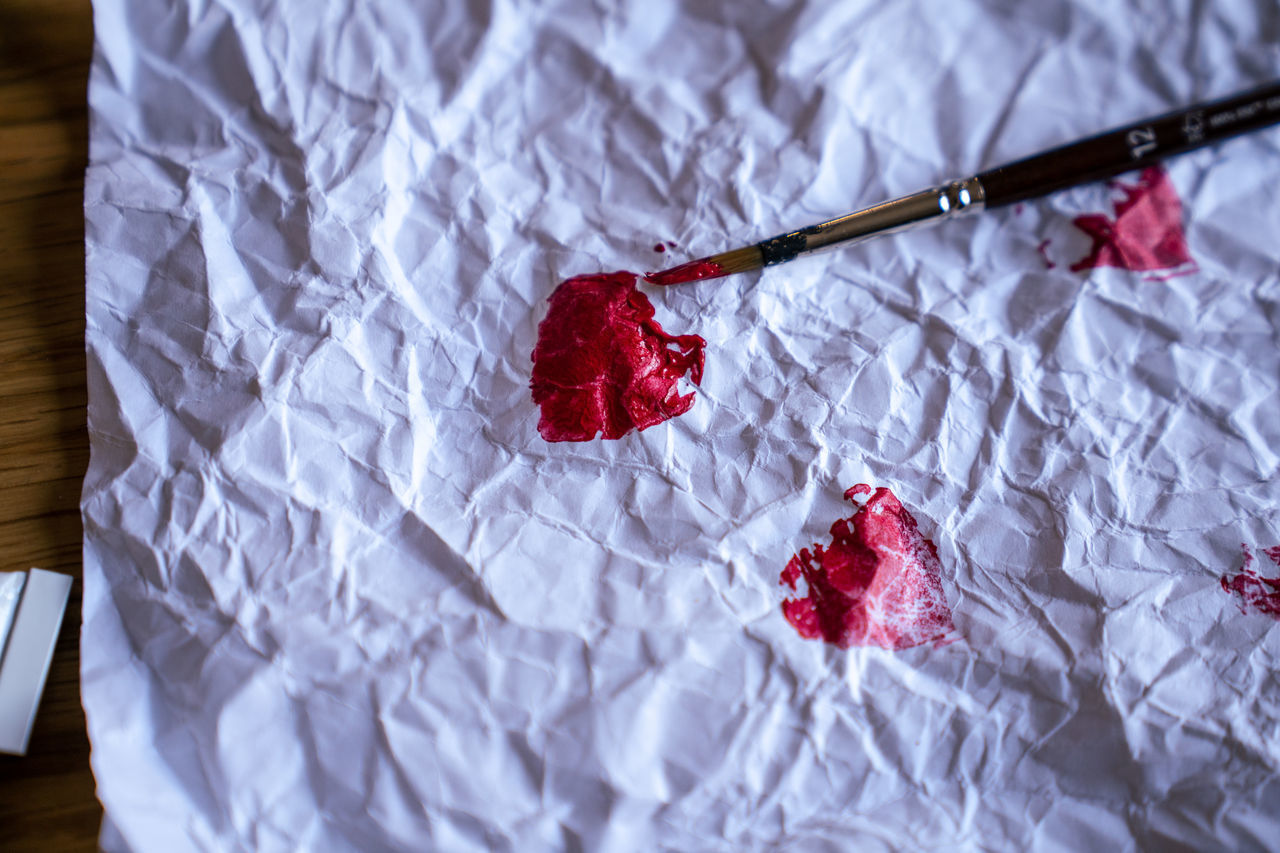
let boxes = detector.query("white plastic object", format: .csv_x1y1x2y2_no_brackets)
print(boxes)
0,569,73,755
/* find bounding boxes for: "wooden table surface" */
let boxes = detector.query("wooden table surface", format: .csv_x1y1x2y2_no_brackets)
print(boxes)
0,0,104,849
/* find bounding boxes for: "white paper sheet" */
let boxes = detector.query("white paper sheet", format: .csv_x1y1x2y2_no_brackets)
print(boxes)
83,1,1280,849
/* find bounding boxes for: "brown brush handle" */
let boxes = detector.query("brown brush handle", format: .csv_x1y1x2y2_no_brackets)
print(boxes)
737,81,1280,271
977,81,1280,208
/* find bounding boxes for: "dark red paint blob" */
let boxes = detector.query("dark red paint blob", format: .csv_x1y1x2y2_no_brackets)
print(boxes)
1221,543,1280,619
653,243,666,253
644,259,726,286
1036,238,1056,269
779,485,955,650
530,271,706,442
1069,166,1194,273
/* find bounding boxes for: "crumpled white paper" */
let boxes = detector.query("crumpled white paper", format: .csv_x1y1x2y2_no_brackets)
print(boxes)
83,0,1280,849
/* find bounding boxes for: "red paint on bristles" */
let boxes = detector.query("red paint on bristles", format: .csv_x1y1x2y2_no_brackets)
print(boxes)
643,259,727,286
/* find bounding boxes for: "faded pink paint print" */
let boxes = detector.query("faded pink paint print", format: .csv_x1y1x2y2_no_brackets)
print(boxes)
1070,166,1194,274
780,485,955,650
1221,543,1280,619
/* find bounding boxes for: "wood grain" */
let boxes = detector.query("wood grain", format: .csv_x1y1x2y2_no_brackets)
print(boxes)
0,0,103,849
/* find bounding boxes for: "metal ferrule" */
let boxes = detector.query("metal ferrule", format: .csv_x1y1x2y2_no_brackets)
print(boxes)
757,176,986,266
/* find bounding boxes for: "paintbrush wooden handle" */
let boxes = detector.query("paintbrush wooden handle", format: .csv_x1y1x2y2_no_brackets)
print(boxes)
977,80,1280,208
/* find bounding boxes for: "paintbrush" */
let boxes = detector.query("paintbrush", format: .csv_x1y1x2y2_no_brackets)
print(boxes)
645,81,1280,285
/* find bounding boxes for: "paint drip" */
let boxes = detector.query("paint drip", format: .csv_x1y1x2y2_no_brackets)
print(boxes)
780,485,955,650
1221,543,1280,619
1036,238,1056,269
1069,166,1193,273
530,271,706,442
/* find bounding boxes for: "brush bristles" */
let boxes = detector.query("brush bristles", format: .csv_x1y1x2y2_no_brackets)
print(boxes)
705,245,765,275
643,244,766,286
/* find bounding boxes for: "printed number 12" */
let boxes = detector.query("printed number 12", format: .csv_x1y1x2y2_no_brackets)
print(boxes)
1127,126,1157,159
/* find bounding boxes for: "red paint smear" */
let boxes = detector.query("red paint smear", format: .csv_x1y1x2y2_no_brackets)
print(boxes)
644,259,725,287
530,271,706,442
1221,543,1280,619
779,485,955,650
1069,166,1193,273
1036,238,1056,269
